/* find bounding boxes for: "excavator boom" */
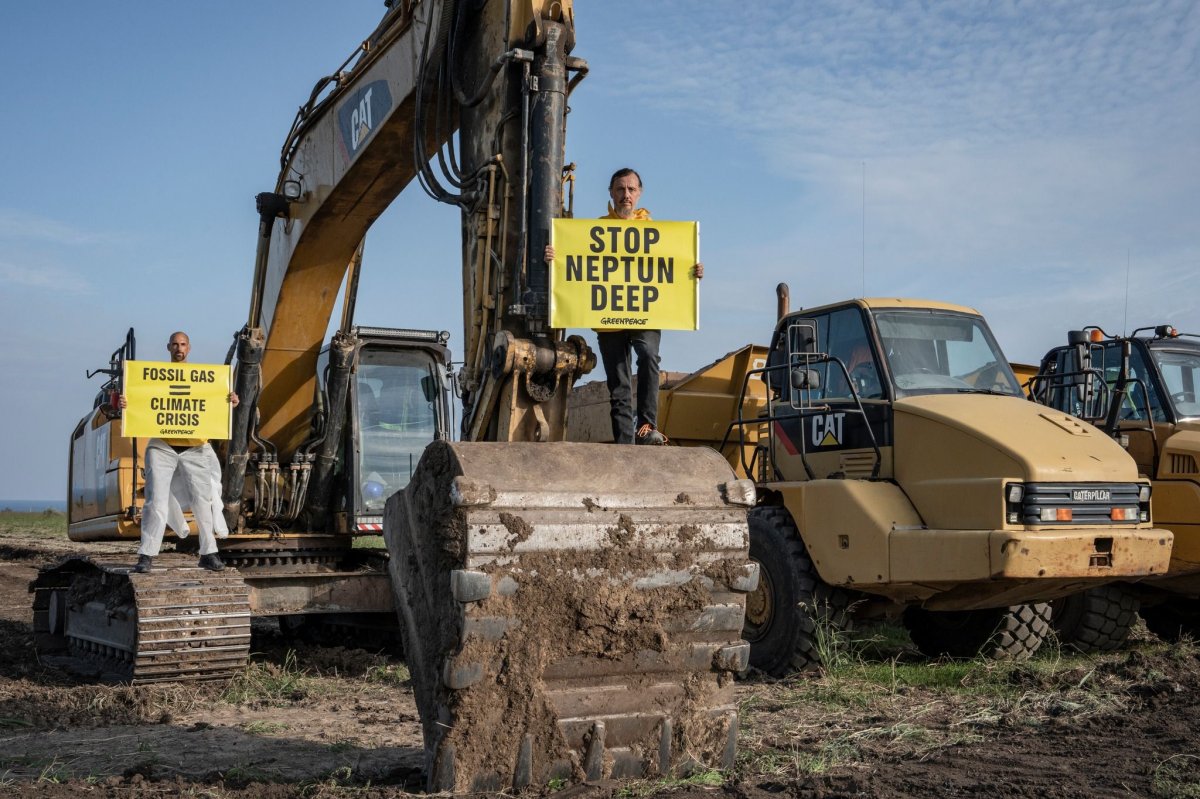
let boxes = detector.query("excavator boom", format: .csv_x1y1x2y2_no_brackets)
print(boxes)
217,1,755,790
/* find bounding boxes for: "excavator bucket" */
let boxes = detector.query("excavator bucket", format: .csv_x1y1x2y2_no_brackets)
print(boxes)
384,441,756,792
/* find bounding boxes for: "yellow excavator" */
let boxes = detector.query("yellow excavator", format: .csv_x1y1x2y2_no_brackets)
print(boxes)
36,1,755,791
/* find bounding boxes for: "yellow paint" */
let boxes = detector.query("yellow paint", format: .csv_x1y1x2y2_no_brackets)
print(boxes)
550,218,699,330
121,360,231,440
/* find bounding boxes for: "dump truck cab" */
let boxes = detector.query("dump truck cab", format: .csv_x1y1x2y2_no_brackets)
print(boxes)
655,294,1172,673
1032,326,1200,639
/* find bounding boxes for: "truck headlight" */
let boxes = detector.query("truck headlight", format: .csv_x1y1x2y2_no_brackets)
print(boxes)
1005,483,1024,524
1040,507,1073,522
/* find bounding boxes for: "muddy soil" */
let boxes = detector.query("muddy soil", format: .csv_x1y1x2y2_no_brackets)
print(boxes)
0,521,1198,798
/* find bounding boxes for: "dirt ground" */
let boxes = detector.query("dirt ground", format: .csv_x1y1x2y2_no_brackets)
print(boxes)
1,516,1198,798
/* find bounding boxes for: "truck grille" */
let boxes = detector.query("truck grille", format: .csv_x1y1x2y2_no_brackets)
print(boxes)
1019,483,1143,525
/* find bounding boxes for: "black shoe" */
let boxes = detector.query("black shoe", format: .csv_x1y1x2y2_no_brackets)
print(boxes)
198,553,225,572
132,555,153,574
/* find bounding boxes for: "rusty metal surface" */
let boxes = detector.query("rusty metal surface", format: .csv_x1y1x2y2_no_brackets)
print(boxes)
31,555,251,684
385,441,753,792
243,571,394,615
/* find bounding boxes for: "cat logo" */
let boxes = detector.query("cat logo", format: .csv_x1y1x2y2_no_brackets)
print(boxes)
338,80,393,160
350,87,375,150
811,412,846,447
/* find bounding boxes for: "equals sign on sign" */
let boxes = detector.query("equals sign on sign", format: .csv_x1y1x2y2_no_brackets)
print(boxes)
168,384,190,396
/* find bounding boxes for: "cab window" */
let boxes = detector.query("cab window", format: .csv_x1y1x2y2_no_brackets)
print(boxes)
783,308,883,403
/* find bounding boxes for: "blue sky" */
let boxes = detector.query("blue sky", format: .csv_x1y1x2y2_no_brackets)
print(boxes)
2,1,1197,499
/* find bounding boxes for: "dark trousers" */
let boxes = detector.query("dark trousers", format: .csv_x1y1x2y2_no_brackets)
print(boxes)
597,329,661,444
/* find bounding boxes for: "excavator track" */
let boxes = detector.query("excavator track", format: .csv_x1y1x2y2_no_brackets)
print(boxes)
31,555,252,684
386,441,756,792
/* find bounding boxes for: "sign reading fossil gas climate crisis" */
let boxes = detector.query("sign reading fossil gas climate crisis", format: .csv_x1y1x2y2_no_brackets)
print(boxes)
121,361,232,440
549,219,699,330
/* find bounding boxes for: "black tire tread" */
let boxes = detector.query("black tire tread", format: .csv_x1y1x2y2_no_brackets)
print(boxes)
904,602,1051,661
1051,585,1139,652
746,506,852,675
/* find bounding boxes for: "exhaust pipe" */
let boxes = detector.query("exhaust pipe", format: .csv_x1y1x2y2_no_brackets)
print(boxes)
776,283,790,321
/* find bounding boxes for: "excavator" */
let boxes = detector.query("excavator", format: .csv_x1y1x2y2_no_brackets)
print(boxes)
35,1,756,791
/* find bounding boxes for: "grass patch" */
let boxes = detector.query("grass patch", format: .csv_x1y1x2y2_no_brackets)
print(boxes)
222,763,284,784
736,619,1178,783
364,662,410,685
1154,754,1200,799
352,535,385,549
0,510,67,538
222,650,314,706
243,720,289,735
617,768,726,797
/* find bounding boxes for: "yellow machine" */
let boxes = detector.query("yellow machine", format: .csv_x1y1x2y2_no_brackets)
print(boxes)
625,286,1172,673
1030,325,1200,644
37,2,755,791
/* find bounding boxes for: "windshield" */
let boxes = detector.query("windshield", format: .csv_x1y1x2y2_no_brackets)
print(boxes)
873,309,1022,398
1150,347,1200,419
356,349,442,513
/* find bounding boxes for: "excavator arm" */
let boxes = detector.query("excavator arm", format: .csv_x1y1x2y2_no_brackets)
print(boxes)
227,0,587,495
214,1,754,790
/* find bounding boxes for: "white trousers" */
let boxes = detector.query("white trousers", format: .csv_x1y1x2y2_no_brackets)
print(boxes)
140,441,219,556
165,445,230,541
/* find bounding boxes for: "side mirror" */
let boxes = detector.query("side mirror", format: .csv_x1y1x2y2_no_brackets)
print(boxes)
788,319,819,355
791,368,820,390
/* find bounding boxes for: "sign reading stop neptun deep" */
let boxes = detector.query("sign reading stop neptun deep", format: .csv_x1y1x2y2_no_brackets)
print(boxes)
549,218,699,330
121,360,232,440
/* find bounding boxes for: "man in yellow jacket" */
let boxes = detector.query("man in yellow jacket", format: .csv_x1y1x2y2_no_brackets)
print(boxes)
548,168,703,444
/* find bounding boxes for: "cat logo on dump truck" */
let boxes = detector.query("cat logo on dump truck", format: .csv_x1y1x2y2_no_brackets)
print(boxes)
810,412,846,447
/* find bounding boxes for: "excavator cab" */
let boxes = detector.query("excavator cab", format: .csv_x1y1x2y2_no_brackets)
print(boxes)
316,326,452,532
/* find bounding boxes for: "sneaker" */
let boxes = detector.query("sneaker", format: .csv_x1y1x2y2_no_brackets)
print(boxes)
132,555,153,574
198,553,225,572
635,424,668,445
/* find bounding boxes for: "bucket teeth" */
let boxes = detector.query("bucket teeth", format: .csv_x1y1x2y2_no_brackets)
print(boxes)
385,441,753,792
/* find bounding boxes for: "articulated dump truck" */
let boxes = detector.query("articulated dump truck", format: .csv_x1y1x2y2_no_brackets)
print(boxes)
35,1,754,791
1027,325,1200,648
575,287,1173,673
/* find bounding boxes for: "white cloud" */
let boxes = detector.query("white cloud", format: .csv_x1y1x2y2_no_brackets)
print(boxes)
589,0,1199,362
0,260,90,293
0,209,121,246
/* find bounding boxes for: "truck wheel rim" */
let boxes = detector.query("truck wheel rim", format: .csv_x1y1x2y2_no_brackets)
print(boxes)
743,559,773,641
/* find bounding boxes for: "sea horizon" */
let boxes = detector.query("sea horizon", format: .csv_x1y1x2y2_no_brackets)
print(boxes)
0,499,67,513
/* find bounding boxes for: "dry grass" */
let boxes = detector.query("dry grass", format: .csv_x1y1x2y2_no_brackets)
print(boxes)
736,620,1197,781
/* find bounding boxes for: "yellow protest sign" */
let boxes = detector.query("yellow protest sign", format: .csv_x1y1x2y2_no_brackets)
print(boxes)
121,360,232,440
550,218,699,330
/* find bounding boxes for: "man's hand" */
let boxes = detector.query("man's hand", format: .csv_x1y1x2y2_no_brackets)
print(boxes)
229,392,239,408
117,394,127,409
692,262,704,279
544,244,555,263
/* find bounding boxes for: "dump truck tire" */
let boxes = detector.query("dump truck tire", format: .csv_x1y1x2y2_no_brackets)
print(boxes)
1050,585,1139,652
904,603,1050,660
743,506,851,675
1140,599,1200,642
